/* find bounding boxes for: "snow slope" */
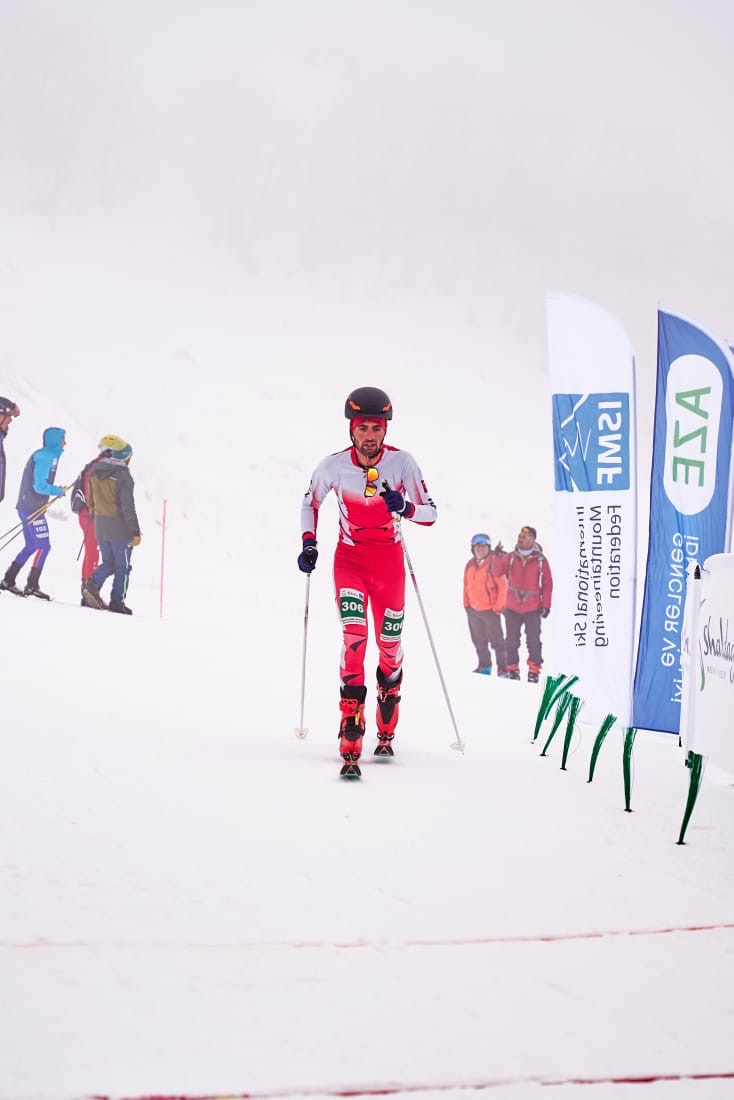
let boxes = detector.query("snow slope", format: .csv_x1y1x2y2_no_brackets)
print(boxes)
1,2,733,1098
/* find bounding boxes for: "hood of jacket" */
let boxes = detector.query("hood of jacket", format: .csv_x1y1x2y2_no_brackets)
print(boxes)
92,459,132,481
42,426,66,456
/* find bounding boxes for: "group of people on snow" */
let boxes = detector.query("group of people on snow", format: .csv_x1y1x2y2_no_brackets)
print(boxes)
0,397,141,614
298,385,552,777
462,526,552,682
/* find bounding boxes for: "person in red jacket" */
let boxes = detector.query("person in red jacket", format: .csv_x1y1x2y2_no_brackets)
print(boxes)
463,532,508,676
71,450,104,606
496,525,552,683
298,386,437,777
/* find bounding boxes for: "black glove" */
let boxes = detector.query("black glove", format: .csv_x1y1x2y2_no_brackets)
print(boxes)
540,607,550,619
297,537,318,574
380,488,414,518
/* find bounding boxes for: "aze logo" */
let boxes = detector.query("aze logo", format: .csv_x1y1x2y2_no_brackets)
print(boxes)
553,393,630,492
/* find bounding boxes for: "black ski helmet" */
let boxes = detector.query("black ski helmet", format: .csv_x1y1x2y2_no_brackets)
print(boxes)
344,386,393,421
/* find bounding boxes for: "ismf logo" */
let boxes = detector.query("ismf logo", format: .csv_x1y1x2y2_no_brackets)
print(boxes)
553,393,630,492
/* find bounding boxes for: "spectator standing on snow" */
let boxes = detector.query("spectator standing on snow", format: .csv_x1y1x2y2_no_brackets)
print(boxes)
0,396,21,504
298,386,437,777
495,525,552,683
82,437,141,616
463,532,508,677
0,426,66,600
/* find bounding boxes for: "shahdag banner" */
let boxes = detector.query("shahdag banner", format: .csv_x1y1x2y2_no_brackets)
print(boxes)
546,292,637,727
633,310,734,734
684,554,734,774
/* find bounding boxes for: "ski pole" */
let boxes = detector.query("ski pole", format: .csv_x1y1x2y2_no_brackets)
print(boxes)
294,572,311,740
383,482,465,754
0,493,68,554
0,499,51,542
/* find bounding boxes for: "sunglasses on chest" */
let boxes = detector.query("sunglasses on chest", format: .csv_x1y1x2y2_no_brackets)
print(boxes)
364,467,379,497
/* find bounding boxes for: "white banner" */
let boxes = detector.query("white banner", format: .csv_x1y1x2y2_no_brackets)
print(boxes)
546,292,637,726
684,553,734,773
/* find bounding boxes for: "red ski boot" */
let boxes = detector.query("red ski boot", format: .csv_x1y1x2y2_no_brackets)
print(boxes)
339,685,367,778
374,667,402,758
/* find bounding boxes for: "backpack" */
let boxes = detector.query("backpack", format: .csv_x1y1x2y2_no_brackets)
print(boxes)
70,459,96,514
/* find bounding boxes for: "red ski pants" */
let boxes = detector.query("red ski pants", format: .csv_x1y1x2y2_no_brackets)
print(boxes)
333,540,405,689
78,510,100,582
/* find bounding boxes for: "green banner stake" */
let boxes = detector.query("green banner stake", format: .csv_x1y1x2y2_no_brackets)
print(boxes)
533,672,580,742
622,726,638,811
540,691,574,757
533,675,562,741
560,695,583,770
677,751,705,845
587,713,617,783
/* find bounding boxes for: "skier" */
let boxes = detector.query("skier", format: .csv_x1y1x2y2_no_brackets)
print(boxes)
463,532,508,676
495,525,553,682
298,386,437,777
0,426,66,600
81,437,141,615
0,395,20,504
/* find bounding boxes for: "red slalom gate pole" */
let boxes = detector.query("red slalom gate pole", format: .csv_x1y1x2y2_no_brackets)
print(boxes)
159,498,167,619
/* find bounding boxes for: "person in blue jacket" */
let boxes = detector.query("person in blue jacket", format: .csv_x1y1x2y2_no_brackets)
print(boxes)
0,426,66,600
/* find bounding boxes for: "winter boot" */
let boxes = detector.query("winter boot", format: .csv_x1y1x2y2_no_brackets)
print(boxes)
82,577,105,610
507,664,521,681
109,600,133,615
375,667,402,756
528,661,542,685
81,580,108,609
473,665,492,675
0,560,24,596
497,667,509,679
24,566,52,601
338,684,367,763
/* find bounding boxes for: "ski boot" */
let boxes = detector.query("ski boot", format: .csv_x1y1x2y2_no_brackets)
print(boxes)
528,661,542,684
506,664,521,681
0,561,24,596
374,667,402,758
24,566,52,601
339,685,367,779
473,665,492,676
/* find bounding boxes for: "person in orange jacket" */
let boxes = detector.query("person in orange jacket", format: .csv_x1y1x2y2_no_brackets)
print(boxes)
463,532,508,677
495,525,553,683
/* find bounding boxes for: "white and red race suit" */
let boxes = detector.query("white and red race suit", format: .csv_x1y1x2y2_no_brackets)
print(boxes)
301,444,437,688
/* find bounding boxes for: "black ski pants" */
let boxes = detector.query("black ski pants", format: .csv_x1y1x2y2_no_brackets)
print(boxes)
466,607,506,670
503,607,543,669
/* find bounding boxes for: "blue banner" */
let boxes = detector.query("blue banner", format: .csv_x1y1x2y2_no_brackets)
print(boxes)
632,310,734,733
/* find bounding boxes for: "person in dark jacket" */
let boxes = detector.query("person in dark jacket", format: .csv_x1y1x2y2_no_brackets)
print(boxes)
0,426,66,600
0,396,21,504
463,532,508,676
81,436,141,615
495,525,553,683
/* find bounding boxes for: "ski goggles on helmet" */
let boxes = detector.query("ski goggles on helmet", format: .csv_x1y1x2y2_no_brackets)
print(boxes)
471,533,491,547
364,466,380,497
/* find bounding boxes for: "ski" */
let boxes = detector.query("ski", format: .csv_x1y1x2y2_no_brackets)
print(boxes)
340,755,361,780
